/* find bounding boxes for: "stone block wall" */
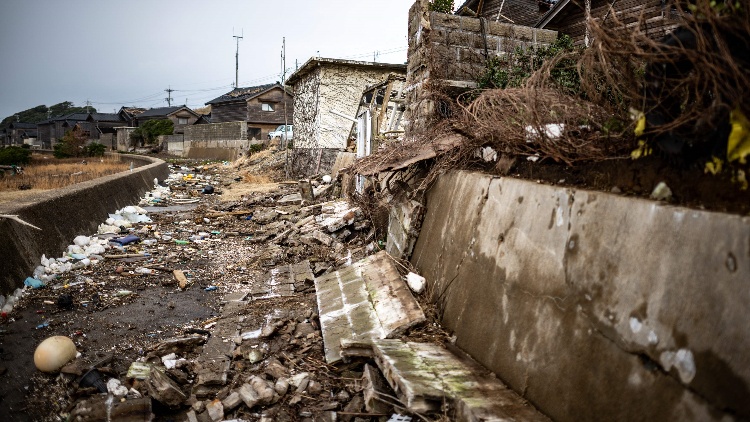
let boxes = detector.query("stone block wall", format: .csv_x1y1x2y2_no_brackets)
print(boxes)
184,121,247,142
404,0,557,134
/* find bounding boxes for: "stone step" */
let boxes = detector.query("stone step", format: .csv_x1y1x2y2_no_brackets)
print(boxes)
314,251,426,363
371,339,551,422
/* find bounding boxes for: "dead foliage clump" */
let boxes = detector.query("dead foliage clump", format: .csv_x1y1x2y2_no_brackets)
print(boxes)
580,1,750,161
456,87,631,165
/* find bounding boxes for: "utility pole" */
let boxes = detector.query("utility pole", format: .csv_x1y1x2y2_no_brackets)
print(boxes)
165,86,174,106
85,99,91,113
282,37,289,178
233,31,244,89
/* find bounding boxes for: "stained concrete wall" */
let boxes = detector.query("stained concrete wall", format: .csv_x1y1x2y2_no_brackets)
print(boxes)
0,155,169,295
411,170,749,421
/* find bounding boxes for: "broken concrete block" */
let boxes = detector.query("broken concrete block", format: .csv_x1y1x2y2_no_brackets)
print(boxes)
363,363,393,414
290,372,310,391
222,391,243,412
316,201,361,232
264,357,289,380
298,180,315,202
253,209,278,225
274,378,290,396
315,251,426,363
250,375,275,405
186,409,199,422
147,367,187,407
386,198,424,260
299,230,333,247
206,399,224,421
239,383,261,409
371,340,551,421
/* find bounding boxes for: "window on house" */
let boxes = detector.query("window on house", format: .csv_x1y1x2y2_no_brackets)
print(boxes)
261,103,275,112
178,117,188,125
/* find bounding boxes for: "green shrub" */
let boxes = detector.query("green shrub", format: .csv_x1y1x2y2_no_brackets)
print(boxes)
0,146,32,165
86,142,106,157
478,35,582,96
248,143,264,154
429,0,454,13
54,127,88,158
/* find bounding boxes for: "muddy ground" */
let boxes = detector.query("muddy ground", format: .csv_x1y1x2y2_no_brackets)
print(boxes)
0,151,447,422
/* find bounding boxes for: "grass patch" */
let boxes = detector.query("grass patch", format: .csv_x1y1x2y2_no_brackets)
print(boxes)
0,154,130,192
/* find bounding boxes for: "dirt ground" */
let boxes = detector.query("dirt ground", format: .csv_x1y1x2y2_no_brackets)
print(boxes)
0,151,447,422
487,155,750,216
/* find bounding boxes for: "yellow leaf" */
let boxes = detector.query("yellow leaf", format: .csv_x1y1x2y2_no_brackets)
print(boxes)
727,108,750,164
634,114,646,137
631,140,651,159
704,156,723,175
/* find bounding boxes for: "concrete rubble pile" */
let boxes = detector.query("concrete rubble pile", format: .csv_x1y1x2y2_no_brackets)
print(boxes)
2,154,549,422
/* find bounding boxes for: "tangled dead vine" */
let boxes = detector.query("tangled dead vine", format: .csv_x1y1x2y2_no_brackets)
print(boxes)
352,0,750,203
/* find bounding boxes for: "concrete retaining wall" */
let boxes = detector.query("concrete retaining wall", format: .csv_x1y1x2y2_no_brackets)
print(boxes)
411,170,749,421
185,140,249,161
0,155,169,294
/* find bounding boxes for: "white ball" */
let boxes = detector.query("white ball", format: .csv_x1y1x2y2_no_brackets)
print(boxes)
34,336,77,373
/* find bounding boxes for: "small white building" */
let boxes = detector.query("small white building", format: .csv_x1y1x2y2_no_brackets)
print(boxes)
286,58,406,150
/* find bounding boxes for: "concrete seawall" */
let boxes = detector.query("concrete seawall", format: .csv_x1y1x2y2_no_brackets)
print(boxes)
0,155,169,294
411,170,749,421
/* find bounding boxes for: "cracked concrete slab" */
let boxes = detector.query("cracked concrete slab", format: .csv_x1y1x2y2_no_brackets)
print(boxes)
315,251,425,363
371,339,551,421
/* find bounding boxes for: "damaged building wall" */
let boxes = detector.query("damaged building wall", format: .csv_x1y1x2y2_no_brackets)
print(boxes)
292,69,322,150
179,122,250,160
287,59,405,177
410,170,750,421
317,64,402,149
404,0,557,133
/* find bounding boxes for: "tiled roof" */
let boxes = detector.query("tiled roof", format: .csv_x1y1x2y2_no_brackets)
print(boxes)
137,106,185,118
89,113,125,122
206,83,278,105
8,122,37,129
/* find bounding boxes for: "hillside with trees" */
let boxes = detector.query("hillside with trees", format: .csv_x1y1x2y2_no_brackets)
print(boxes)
0,101,96,129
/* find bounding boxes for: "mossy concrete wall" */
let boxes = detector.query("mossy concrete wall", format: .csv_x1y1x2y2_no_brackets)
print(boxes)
0,155,169,294
411,170,749,421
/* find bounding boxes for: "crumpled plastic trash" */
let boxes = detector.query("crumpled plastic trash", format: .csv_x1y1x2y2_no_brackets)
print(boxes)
24,277,45,289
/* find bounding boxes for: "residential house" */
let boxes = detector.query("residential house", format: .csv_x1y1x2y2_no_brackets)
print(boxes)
36,113,89,147
535,0,678,45
455,0,677,46
456,0,554,26
5,122,38,146
285,58,407,150
135,106,200,134
206,83,293,140
351,74,407,147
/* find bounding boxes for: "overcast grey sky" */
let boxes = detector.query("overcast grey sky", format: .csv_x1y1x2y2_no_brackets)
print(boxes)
0,0,411,119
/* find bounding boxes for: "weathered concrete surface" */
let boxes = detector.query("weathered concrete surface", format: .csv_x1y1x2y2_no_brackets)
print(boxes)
371,339,551,421
0,155,169,294
315,251,426,363
411,170,750,421
386,197,424,260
